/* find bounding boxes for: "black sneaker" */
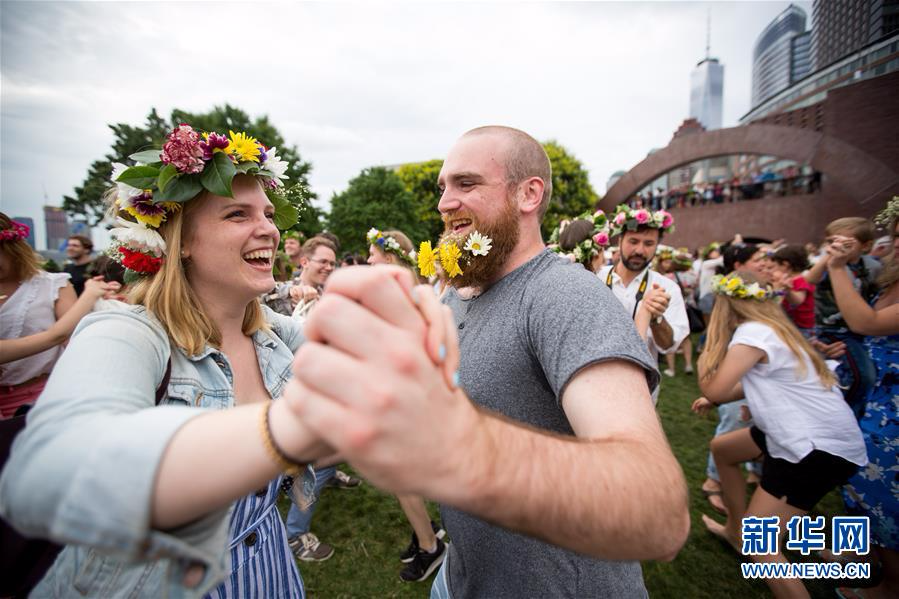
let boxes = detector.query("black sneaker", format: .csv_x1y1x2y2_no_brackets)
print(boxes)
400,520,446,563
400,538,447,582
326,470,362,489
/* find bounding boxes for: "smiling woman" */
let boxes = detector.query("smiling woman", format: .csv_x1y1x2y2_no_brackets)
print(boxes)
0,124,329,598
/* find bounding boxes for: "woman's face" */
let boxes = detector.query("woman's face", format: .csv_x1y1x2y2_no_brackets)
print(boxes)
181,176,280,305
367,245,391,265
659,258,673,272
737,250,769,281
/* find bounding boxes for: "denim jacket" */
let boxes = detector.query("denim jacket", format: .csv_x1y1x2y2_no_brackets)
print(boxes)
0,303,303,598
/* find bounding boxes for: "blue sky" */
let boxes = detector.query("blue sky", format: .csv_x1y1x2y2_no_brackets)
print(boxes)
1,0,809,249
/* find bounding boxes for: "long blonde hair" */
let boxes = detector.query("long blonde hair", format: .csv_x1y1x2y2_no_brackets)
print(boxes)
699,271,836,388
126,196,267,355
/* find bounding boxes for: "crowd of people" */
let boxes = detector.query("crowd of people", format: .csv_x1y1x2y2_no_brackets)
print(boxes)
0,123,895,599
625,166,823,212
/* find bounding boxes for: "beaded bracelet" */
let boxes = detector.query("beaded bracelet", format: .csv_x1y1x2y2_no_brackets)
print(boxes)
259,403,303,477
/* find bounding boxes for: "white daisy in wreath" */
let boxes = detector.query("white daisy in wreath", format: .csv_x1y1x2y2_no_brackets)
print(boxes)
464,231,492,256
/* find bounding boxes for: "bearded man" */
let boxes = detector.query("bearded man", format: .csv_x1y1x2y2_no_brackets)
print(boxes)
287,126,690,597
597,209,690,402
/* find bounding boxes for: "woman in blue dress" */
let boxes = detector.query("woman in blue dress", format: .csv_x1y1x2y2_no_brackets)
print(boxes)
0,125,330,598
826,204,899,599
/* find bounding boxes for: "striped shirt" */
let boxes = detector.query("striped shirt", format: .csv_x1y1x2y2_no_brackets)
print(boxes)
206,476,304,598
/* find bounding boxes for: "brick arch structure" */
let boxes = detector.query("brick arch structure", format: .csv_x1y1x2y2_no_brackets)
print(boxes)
599,124,899,245
601,124,897,211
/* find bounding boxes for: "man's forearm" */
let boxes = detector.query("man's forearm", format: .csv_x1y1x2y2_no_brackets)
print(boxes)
443,409,690,561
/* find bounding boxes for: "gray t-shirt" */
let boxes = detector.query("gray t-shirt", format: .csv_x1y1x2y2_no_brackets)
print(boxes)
441,249,659,598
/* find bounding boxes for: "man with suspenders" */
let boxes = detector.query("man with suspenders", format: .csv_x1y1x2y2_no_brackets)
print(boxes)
597,206,690,403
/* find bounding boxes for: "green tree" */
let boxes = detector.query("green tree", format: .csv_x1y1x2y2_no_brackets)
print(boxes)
327,167,427,255
63,105,315,227
541,141,600,239
395,159,444,242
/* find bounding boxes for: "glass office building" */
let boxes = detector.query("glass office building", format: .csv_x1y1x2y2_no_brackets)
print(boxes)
751,4,809,106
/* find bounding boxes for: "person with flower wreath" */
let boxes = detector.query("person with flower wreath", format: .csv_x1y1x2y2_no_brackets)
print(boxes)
0,214,83,418
824,198,899,599
364,226,451,582
691,271,866,599
286,126,689,598
656,248,699,377
597,205,690,403
548,210,611,273
0,125,355,597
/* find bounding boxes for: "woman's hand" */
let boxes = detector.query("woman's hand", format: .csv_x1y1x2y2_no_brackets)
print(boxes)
691,396,714,416
826,235,856,269
83,276,121,300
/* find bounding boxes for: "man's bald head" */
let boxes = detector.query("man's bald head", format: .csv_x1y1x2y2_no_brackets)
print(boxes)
462,126,553,218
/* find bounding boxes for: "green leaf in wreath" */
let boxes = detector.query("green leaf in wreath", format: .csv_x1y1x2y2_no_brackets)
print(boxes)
154,174,202,203
157,164,178,193
235,162,260,175
116,165,160,189
129,149,163,164
200,152,236,197
270,190,299,230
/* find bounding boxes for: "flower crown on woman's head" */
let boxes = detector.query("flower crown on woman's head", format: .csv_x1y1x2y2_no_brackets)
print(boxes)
366,228,415,266
417,231,493,279
548,209,611,266
108,123,297,278
711,273,775,301
874,195,899,228
0,219,29,243
609,205,674,237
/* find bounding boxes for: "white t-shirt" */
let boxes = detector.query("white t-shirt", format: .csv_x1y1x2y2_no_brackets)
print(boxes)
730,321,867,466
0,271,71,385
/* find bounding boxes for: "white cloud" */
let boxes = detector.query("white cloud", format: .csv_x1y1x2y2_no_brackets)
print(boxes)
1,0,810,249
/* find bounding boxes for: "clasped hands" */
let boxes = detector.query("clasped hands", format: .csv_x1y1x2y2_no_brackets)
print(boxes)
276,266,481,500
641,283,670,319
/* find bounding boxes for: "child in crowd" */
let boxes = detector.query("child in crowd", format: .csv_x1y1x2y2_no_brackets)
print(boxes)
804,217,881,414
692,271,866,599
770,245,815,337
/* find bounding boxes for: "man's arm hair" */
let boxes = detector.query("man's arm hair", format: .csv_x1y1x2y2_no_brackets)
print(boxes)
450,359,689,561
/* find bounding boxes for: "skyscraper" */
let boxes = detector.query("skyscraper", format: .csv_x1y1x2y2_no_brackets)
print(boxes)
811,0,899,69
689,57,724,130
689,13,724,130
751,4,809,107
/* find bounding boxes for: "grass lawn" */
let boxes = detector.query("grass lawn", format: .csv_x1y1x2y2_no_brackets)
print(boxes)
280,352,866,598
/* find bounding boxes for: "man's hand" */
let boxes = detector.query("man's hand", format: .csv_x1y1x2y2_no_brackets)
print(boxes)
289,284,320,306
282,266,474,498
642,283,670,318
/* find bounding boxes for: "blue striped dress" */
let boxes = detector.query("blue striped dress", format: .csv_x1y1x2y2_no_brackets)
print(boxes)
206,475,304,598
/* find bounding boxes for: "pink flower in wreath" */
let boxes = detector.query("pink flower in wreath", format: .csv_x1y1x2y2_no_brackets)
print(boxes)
660,211,674,228
614,212,628,226
634,209,651,224
161,124,205,174
593,231,610,247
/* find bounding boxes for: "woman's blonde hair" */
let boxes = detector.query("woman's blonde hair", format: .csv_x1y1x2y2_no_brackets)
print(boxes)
698,271,836,389
124,194,267,355
0,213,42,282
